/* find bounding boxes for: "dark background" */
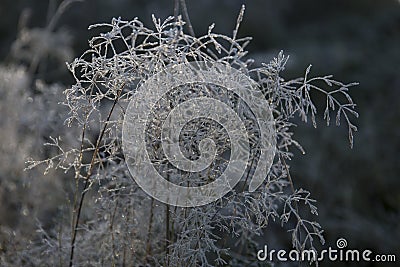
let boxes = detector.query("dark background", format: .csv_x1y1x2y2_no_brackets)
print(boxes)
0,0,399,265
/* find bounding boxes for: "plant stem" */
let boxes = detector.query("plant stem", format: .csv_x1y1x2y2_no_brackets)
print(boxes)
145,198,155,263
179,0,195,36
69,86,123,267
173,0,179,21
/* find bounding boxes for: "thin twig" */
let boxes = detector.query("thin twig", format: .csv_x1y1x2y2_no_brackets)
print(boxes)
30,0,83,74
71,108,89,240
145,198,155,263
173,0,180,21
110,199,119,267
69,85,124,267
47,0,83,32
166,203,170,266
179,0,195,36
279,152,301,244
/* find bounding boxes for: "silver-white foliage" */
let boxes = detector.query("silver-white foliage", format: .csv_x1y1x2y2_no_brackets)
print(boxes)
26,7,358,266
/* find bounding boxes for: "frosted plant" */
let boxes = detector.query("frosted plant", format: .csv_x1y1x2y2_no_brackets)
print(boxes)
11,0,80,75
26,5,358,266
0,65,77,266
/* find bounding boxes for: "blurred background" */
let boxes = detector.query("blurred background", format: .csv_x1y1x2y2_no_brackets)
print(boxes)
0,0,399,265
